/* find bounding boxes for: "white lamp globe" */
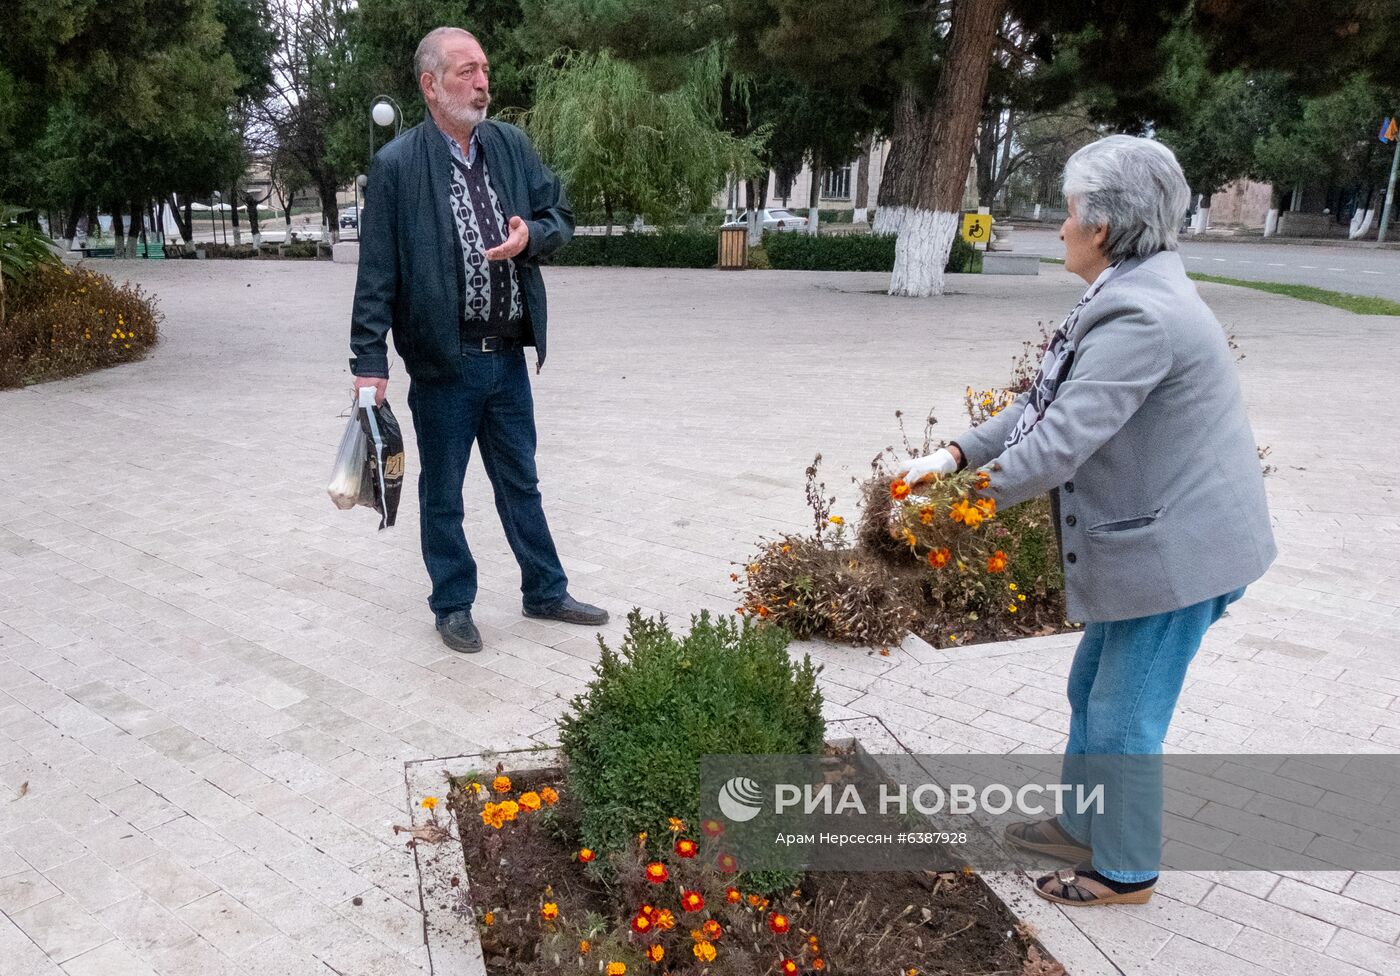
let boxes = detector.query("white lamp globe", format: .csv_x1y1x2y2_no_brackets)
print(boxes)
371,102,396,127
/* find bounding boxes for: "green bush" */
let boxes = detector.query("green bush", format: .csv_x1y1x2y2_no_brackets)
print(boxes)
764,231,982,273
547,229,716,268
558,611,824,860
1,206,62,285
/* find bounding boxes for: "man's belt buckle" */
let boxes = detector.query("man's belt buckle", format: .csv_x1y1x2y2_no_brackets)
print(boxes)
480,336,500,352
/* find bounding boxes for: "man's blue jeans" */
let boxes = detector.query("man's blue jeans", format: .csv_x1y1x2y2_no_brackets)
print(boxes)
1057,588,1244,882
406,347,569,619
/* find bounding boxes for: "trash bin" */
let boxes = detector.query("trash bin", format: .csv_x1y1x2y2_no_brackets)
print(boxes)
718,226,748,270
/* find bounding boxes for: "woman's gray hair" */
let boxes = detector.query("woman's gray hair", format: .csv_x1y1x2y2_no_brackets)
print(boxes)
414,27,479,80
1062,135,1191,263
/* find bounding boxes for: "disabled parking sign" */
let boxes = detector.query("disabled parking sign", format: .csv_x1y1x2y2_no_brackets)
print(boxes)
961,213,992,244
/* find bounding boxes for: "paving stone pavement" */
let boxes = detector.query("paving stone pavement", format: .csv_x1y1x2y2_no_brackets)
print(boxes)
1,259,1397,975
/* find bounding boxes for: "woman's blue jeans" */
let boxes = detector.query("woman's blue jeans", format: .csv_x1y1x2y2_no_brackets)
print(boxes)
1056,588,1244,882
406,347,569,619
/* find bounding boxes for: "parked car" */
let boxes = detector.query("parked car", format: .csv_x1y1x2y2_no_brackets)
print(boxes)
721,208,809,233
339,207,360,229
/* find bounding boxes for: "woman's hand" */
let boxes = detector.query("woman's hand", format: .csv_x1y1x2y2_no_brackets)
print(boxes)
892,446,961,486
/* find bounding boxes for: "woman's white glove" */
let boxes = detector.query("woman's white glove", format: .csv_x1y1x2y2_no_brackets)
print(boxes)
891,448,958,486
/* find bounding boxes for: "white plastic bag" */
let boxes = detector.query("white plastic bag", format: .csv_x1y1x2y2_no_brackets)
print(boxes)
327,390,371,509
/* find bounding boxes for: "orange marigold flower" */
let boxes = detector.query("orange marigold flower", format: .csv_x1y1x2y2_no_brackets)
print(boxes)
975,470,992,490
540,902,559,921
717,852,739,873
647,944,665,963
890,479,911,500
781,960,799,975
498,799,520,821
579,939,591,953
747,894,763,907
491,775,511,794
680,890,704,912
703,819,724,837
974,497,997,517
950,499,986,528
725,887,741,904
420,796,438,811
482,911,494,926
607,963,626,976
693,941,717,963
768,913,790,934
986,550,1008,573
919,506,935,525
653,908,676,931
578,847,595,863
645,862,668,884
668,818,686,832
928,547,951,569
631,911,653,933
702,919,722,940
901,528,918,548
675,838,698,858
814,958,826,970
519,791,542,812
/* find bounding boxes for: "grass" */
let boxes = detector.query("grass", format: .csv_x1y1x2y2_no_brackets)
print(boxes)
1185,273,1400,315
1038,256,1400,315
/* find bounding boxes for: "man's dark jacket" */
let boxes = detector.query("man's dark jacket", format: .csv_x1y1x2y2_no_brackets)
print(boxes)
349,113,573,380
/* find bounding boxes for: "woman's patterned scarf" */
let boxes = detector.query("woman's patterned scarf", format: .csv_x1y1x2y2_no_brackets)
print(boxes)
1004,264,1120,450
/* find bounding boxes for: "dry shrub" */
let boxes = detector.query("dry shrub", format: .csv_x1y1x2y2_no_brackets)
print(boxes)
0,263,161,388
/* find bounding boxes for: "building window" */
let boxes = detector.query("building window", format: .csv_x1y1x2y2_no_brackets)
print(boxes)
822,164,851,201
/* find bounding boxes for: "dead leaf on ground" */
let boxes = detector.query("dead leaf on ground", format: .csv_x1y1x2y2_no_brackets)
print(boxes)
392,822,452,844
10,781,28,801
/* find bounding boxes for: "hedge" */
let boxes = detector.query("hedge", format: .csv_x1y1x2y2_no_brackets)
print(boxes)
546,229,716,268
764,231,981,274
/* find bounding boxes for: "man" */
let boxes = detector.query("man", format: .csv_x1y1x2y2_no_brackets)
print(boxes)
349,26,608,653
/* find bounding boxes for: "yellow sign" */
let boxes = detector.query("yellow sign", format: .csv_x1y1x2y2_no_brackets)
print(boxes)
961,213,992,244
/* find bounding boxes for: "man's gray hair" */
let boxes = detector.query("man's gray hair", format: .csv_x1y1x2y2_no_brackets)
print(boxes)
414,27,479,80
1062,135,1191,263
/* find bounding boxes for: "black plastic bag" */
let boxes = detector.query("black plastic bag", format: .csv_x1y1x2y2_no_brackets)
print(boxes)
327,390,404,530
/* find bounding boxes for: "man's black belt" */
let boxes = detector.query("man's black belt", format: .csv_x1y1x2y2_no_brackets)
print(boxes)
461,329,522,353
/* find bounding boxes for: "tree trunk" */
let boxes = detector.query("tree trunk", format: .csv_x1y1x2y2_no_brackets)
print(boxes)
245,195,262,250
1263,184,1286,237
62,200,81,250
230,186,242,246
853,135,874,223
807,151,822,237
111,205,127,257
167,194,192,243
873,83,921,236
890,0,1009,297
746,178,761,246
129,199,142,258
318,178,340,245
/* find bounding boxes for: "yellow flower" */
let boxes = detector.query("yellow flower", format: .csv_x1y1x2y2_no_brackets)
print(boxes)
828,515,844,525
540,902,558,921
692,941,717,963
420,796,438,811
492,775,512,794
607,963,627,975
468,781,484,794
668,817,685,832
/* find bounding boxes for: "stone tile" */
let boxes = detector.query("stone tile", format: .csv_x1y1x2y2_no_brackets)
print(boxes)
121,852,219,911
175,891,277,957
0,867,61,914
10,893,115,963
61,939,158,976
45,853,143,913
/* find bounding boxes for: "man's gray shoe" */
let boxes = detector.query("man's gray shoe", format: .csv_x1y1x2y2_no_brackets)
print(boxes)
524,594,609,626
436,610,483,653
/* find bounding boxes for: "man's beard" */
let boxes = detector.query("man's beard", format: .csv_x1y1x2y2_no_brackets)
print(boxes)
439,85,489,128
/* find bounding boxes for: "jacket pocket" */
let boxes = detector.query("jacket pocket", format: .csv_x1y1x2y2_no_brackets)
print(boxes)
1089,508,1163,533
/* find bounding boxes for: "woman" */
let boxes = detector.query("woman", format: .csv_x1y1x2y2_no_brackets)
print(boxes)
897,135,1275,906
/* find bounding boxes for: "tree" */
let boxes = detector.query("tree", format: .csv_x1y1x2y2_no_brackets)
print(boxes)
523,48,763,235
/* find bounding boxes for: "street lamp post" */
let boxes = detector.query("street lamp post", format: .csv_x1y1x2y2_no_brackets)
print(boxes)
364,96,404,244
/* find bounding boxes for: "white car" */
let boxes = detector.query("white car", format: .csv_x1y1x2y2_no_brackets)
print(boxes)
721,208,809,233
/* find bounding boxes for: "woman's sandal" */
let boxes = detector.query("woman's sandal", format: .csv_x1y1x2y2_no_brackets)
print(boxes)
1033,867,1155,906
1004,818,1093,862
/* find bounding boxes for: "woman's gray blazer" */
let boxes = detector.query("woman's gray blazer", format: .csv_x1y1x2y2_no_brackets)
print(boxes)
953,250,1276,623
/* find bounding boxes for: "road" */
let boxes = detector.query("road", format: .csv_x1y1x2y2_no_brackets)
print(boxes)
1014,226,1400,302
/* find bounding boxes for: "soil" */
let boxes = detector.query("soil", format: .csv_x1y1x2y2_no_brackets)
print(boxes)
449,768,1062,976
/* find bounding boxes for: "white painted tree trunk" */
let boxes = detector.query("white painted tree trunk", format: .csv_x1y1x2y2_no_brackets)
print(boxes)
233,227,242,246
853,207,868,224
889,208,958,297
807,208,820,236
871,205,906,237
1349,208,1374,239
1263,208,1279,237
1190,205,1210,234
252,232,262,249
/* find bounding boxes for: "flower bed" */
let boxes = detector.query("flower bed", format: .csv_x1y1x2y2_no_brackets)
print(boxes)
0,263,161,388
737,328,1072,649
435,761,1061,976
